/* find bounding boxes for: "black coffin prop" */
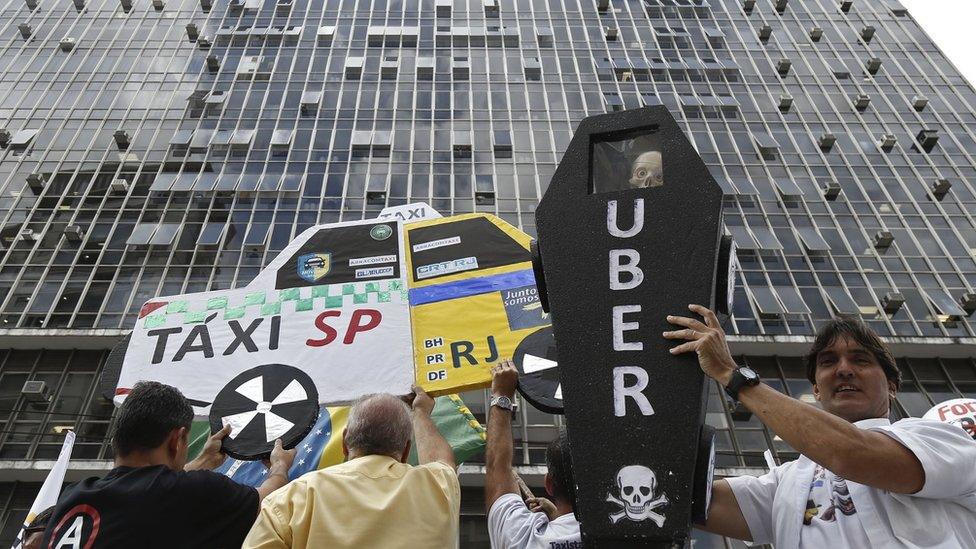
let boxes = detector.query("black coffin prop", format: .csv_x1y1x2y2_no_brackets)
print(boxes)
535,106,725,547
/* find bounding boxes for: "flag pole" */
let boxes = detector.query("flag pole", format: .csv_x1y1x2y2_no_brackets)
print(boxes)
11,431,76,549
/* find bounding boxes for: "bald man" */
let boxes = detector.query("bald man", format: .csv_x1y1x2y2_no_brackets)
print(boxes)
243,386,460,548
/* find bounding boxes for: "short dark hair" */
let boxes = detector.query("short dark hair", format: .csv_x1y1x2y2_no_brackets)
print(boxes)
545,428,576,511
112,381,193,456
804,319,901,390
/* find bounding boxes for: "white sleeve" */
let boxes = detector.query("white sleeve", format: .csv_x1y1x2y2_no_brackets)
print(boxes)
871,418,976,499
725,466,783,546
488,493,546,549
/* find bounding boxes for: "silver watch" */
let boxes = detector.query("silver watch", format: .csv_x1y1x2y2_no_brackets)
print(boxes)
490,394,515,412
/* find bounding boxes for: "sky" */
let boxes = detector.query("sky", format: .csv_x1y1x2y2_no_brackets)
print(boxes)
901,0,976,85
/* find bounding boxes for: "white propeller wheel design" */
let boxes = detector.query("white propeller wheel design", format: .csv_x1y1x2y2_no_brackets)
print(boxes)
222,377,308,442
514,327,564,414
522,353,561,401
211,364,320,460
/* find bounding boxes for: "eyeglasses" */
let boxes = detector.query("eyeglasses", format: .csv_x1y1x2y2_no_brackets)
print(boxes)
23,525,47,536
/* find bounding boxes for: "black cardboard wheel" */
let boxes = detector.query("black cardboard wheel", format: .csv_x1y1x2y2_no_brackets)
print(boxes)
513,326,564,414
530,240,551,314
209,364,319,461
715,235,736,316
99,333,130,401
691,424,717,524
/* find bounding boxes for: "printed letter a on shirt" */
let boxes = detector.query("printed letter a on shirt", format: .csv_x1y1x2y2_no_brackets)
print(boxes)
51,504,100,549
54,516,85,549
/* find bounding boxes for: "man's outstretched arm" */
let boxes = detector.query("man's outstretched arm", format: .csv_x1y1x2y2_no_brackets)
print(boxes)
665,304,924,494
485,360,520,511
256,439,296,502
696,479,752,540
411,385,456,468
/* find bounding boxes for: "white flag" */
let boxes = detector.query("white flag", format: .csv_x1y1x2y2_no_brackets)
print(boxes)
11,431,75,549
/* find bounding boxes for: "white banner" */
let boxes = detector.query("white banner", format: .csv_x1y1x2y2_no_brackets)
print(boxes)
11,431,75,549
118,280,414,414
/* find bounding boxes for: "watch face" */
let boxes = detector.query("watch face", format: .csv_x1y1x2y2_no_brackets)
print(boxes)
493,396,513,409
740,367,760,381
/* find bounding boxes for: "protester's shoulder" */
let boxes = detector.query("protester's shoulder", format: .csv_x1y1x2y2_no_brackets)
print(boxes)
488,493,546,535
277,467,337,492
726,457,798,492
488,492,525,518
176,468,258,498
261,473,313,506
415,460,458,477
413,461,460,491
890,417,947,430
50,476,98,504
749,456,800,478
61,475,101,492
104,465,179,489
886,417,976,445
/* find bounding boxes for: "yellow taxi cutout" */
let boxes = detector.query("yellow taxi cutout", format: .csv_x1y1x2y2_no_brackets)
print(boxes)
404,213,550,395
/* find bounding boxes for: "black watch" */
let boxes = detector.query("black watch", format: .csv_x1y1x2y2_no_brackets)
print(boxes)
724,366,760,401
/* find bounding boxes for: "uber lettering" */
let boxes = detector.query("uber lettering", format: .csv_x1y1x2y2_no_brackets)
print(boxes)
608,198,655,418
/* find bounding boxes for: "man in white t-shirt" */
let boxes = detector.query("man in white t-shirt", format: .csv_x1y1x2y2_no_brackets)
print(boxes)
665,306,976,548
485,360,582,549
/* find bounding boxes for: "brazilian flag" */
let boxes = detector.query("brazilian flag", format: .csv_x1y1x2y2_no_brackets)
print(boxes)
189,395,486,486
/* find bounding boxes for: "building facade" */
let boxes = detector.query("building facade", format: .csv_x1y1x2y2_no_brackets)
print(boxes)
0,0,975,545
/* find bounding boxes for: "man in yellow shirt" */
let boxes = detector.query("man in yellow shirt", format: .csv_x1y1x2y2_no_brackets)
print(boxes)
243,386,460,548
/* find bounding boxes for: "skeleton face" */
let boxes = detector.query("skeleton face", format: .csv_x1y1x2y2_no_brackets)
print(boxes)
628,151,664,188
616,465,656,519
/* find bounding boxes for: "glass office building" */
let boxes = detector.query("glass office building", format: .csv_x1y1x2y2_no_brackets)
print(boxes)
1,0,975,545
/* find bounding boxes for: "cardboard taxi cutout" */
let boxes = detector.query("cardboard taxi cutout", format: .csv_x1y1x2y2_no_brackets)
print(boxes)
118,218,415,414
405,214,548,394
114,203,554,459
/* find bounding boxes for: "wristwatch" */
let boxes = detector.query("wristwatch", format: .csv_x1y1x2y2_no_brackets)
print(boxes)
490,394,516,412
724,366,760,401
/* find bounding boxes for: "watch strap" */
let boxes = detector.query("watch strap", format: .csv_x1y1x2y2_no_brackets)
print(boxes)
490,395,515,411
724,367,759,401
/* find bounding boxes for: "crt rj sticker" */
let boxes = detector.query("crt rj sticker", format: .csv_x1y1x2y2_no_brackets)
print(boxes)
416,257,478,280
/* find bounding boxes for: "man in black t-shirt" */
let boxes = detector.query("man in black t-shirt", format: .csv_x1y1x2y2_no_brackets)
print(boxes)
43,381,295,549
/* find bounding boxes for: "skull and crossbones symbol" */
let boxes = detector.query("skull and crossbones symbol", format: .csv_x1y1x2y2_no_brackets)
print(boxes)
607,465,668,527
628,151,664,188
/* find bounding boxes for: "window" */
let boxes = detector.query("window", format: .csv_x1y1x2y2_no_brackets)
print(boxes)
727,226,759,250
824,286,860,316
750,226,783,250
150,224,180,247
148,173,178,192
924,290,967,320
126,224,157,246
774,286,810,314
773,179,803,199
751,286,785,315
796,228,831,252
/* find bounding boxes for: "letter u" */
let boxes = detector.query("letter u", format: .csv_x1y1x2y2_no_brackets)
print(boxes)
607,199,644,238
